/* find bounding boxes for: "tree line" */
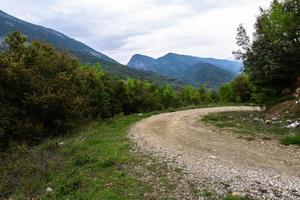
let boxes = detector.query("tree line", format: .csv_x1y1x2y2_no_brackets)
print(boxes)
0,32,233,150
234,0,299,105
1,0,298,151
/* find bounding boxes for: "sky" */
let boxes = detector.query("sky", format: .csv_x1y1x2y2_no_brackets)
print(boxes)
0,0,272,64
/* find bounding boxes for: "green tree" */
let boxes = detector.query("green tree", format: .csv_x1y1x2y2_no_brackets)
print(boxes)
0,32,94,149
234,0,300,104
219,84,237,103
231,75,253,102
178,86,200,105
160,85,178,108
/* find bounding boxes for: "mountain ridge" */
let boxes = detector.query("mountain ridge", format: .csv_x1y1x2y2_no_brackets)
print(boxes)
0,10,182,86
0,10,116,63
128,53,240,87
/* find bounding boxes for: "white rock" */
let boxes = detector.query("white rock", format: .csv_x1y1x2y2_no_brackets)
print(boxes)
208,155,217,159
253,118,260,122
46,187,53,192
287,121,300,128
59,142,64,145
138,113,143,116
265,120,271,124
232,192,242,196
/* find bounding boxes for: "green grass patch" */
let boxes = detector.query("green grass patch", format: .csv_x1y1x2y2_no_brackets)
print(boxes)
203,111,300,145
1,107,262,199
1,113,154,199
2,111,221,199
280,134,300,145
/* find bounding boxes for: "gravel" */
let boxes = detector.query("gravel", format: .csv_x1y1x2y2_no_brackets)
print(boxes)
129,106,300,200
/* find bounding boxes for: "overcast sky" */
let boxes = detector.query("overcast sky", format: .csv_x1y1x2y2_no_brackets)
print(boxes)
0,0,272,64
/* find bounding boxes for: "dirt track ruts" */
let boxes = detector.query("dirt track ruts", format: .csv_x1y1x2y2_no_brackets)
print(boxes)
129,106,300,199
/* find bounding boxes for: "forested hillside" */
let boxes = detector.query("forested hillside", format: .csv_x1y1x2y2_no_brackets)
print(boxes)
128,53,242,87
0,10,180,86
0,32,220,151
0,0,299,199
1,0,298,156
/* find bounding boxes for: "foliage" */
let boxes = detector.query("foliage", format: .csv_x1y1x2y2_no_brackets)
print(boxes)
234,0,300,105
0,32,94,149
0,32,218,150
219,75,253,103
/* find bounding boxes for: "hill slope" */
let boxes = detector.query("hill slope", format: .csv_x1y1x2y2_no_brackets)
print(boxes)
178,63,235,88
0,10,180,86
0,10,115,63
128,53,239,87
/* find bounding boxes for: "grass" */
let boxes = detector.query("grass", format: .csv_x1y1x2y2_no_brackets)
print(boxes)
280,134,300,145
0,113,149,199
1,107,257,199
203,111,300,145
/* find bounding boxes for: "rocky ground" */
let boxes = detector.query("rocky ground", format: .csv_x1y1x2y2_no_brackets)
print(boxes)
129,106,300,200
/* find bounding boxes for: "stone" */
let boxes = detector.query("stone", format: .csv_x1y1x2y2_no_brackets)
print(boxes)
208,155,217,159
46,187,53,192
232,192,242,196
265,119,271,124
287,121,300,128
253,118,260,122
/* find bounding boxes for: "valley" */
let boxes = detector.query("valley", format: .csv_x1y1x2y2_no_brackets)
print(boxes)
0,0,299,199
128,53,242,87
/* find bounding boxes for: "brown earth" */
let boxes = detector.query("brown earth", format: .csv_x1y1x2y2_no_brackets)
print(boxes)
129,106,300,199
266,99,300,119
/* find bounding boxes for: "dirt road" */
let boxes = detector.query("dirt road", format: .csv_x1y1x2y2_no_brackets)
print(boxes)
129,106,300,199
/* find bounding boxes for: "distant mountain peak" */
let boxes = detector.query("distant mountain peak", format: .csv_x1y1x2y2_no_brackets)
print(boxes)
0,10,117,63
128,53,242,88
163,52,178,56
0,10,182,86
131,54,154,59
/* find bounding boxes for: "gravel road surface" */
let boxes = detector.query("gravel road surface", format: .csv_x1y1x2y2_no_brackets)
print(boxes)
129,107,300,199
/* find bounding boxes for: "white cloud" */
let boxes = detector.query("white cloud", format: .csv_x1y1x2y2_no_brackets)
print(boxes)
0,0,272,63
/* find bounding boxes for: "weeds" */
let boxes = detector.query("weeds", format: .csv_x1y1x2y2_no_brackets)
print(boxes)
203,111,300,145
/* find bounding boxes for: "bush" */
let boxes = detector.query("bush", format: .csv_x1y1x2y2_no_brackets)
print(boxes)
219,75,253,103
0,32,94,149
0,32,219,151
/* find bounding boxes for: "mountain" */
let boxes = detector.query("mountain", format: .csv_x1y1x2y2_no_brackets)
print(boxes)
178,63,235,88
0,10,180,86
128,53,240,87
127,54,158,71
0,10,115,63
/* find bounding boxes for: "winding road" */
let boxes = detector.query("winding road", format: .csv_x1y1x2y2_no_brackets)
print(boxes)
129,106,300,199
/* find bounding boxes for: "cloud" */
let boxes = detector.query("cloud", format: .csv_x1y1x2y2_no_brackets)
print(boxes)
0,0,272,63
